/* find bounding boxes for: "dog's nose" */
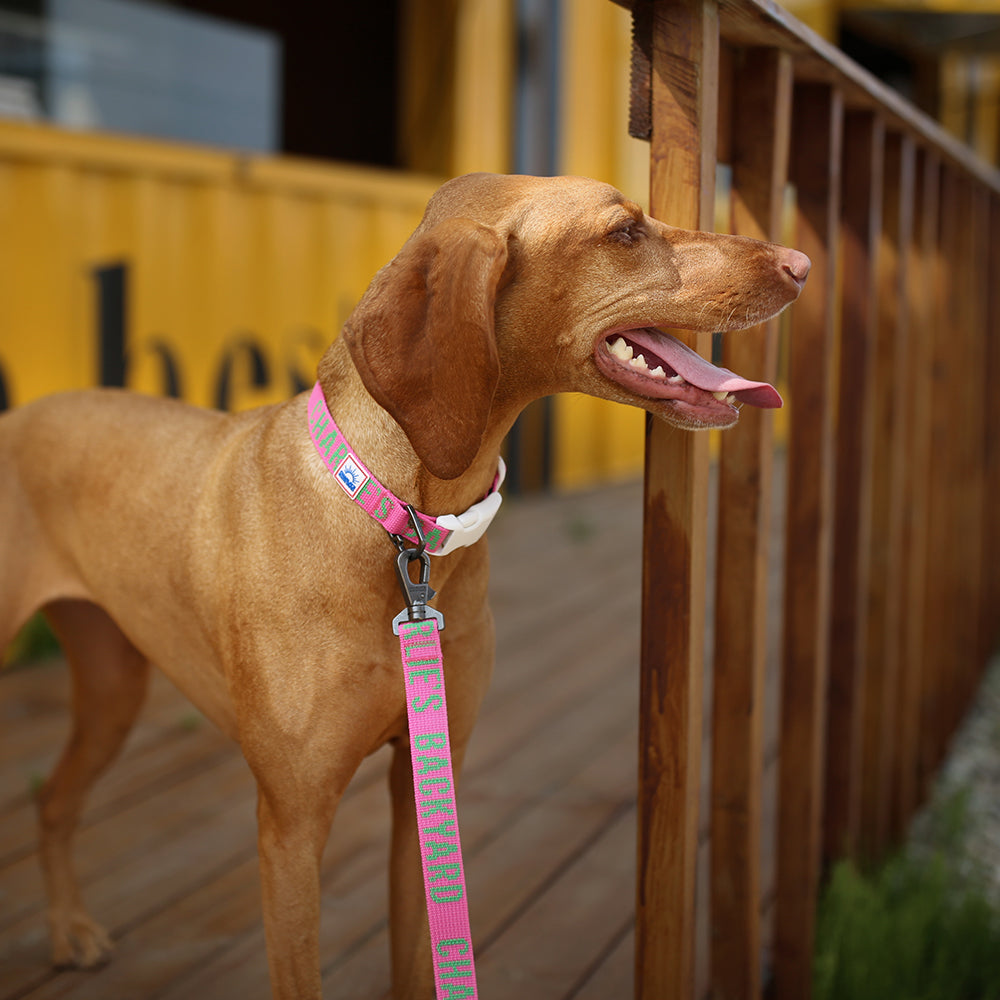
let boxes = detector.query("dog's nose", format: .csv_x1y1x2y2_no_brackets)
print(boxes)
781,249,812,287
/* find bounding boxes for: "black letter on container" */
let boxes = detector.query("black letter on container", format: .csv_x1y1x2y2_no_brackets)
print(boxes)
95,262,128,388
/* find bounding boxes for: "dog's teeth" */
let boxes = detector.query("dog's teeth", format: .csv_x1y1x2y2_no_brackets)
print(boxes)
667,374,685,385
630,353,648,370
650,365,665,378
609,337,631,360
712,390,728,401
609,336,629,359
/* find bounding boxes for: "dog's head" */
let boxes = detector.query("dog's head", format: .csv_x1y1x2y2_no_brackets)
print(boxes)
342,173,809,480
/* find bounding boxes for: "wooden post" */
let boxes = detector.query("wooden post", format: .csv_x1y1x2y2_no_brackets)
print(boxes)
637,1,718,998
710,46,791,1000
773,82,842,1000
824,110,883,864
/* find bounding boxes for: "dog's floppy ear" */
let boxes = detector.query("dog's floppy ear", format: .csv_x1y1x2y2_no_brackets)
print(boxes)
343,217,508,481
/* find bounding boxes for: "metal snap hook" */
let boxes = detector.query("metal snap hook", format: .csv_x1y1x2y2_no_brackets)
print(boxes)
390,504,427,558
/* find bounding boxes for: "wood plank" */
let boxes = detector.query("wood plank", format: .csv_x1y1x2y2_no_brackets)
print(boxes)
70,774,394,1000
0,680,235,866
0,662,205,805
710,45,790,1000
638,1,718,998
573,924,635,1000
0,754,260,998
953,177,983,724
907,152,940,801
967,184,991,673
945,178,984,731
22,855,264,1000
888,138,926,841
469,807,637,998
919,170,986,767
773,81,842,1000
860,131,913,857
823,109,882,865
984,194,1000,661
467,562,641,768
921,165,956,780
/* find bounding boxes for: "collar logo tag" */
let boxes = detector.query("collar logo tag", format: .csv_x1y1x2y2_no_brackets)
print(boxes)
335,455,368,499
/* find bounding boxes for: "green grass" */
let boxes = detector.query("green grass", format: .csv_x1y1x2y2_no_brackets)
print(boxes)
815,796,1000,1000
3,613,61,667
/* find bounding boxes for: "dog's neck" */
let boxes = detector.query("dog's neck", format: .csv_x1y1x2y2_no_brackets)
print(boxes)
316,340,509,519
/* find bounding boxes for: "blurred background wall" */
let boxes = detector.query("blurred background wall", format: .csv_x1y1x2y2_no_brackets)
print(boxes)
0,0,997,490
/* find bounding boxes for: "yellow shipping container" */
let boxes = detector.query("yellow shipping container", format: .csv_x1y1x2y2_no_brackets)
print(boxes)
0,119,440,414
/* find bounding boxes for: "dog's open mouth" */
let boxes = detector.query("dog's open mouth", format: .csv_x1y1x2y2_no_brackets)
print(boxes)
594,327,782,421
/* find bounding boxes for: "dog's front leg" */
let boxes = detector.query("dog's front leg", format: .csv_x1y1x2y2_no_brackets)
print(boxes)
256,787,338,1000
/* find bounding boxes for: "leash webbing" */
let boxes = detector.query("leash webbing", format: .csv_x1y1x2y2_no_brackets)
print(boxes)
398,617,478,999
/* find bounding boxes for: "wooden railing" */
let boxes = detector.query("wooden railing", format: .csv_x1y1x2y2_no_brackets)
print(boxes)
618,1,1000,998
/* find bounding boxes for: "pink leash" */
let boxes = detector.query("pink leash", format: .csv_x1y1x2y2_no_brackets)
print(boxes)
395,588,478,999
308,384,484,999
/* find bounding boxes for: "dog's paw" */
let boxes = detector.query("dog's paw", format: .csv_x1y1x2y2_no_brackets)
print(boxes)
48,909,114,969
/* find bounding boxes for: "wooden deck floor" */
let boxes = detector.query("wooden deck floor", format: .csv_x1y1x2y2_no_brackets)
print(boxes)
0,481,647,1000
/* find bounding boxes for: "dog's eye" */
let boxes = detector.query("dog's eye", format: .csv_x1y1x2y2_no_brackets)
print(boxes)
607,222,640,246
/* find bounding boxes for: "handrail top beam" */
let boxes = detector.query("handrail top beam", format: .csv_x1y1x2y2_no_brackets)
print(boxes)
617,0,1000,192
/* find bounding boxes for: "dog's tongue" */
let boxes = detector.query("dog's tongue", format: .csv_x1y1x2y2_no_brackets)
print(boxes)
633,328,782,408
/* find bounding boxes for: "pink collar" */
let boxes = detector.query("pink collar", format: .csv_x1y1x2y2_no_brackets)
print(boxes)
307,383,505,556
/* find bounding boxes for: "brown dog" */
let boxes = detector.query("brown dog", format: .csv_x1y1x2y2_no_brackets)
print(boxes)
0,173,808,998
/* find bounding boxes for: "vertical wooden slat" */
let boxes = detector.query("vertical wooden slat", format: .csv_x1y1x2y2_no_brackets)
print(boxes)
962,183,988,681
860,131,914,856
773,82,842,1000
969,184,991,671
637,2,718,998
710,46,791,1000
824,110,883,864
952,177,979,728
922,169,985,767
984,194,1000,659
912,152,941,797
939,174,968,741
945,178,984,729
892,145,933,836
922,165,956,779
